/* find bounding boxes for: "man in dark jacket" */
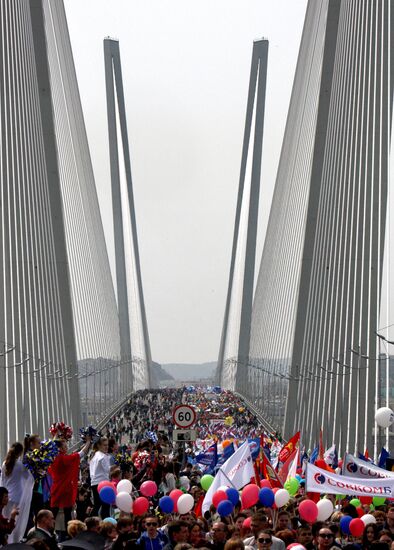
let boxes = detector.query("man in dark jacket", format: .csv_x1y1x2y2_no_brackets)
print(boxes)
26,510,58,550
137,515,168,550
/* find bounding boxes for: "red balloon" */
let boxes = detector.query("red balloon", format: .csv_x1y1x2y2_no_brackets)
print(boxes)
356,507,364,518
298,499,318,523
212,490,228,509
338,459,343,468
260,479,272,489
242,484,260,509
359,496,373,505
169,489,183,512
306,491,320,503
349,518,365,537
98,481,113,493
133,496,149,516
242,517,252,529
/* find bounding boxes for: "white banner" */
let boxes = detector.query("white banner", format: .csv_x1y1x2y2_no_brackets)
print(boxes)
202,441,254,513
306,463,394,496
342,453,394,479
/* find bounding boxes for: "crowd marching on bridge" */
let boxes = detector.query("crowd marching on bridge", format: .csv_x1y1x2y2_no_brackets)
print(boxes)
1,387,394,550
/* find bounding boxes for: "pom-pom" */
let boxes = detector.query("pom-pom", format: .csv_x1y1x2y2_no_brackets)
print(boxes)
114,445,134,472
79,426,100,443
49,421,73,441
23,439,60,479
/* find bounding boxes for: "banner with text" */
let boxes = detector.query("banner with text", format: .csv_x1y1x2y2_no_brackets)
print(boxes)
306,463,394,496
343,453,394,479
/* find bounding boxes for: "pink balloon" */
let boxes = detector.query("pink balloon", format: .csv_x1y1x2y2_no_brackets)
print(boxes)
298,499,318,523
133,496,149,516
349,518,365,537
242,484,260,509
212,490,228,509
260,479,272,489
243,517,252,529
169,489,184,512
98,481,113,493
140,480,157,497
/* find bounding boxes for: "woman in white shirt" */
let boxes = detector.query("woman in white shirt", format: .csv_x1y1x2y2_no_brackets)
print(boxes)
0,442,35,543
89,437,111,518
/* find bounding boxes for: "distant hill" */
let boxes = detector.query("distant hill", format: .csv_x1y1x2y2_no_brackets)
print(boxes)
162,361,216,381
151,361,174,386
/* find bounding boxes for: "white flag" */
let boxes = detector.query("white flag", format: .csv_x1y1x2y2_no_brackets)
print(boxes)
343,453,394,479
202,441,254,514
324,444,337,466
306,463,394,496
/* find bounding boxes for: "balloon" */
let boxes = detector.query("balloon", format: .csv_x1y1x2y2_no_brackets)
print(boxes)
274,488,290,508
116,491,133,513
133,496,149,516
103,517,117,525
243,517,252,529
159,495,174,514
372,496,386,506
359,496,373,505
222,440,231,448
226,488,240,506
217,499,234,516
287,546,306,550
260,479,271,489
349,498,361,508
98,481,113,493
284,477,300,496
340,515,352,535
375,407,394,428
317,498,334,521
100,485,116,505
212,490,228,509
298,499,318,523
201,474,214,491
259,488,275,507
242,484,260,509
295,474,302,482
177,493,194,515
349,518,365,537
117,479,133,494
356,507,364,518
140,480,157,497
361,514,376,526
218,485,229,493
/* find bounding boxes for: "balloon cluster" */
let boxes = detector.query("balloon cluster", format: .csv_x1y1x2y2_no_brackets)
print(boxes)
49,421,73,441
340,512,377,536
23,439,60,479
159,489,194,515
114,446,134,471
79,426,101,443
98,479,158,515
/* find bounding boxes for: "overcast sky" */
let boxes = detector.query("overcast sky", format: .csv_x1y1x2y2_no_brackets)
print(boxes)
63,0,308,365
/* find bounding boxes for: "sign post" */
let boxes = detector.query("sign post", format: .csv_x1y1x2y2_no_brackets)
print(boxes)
173,405,197,467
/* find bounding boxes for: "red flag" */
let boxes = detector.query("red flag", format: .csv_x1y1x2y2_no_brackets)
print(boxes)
318,428,325,459
194,494,205,517
262,452,283,488
364,448,370,460
278,431,300,463
277,448,298,485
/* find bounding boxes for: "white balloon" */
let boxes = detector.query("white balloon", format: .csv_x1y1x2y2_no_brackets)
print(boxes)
179,476,190,490
317,498,334,521
116,491,133,513
375,407,394,428
117,479,133,494
274,488,290,508
218,485,229,493
177,493,194,515
361,514,377,526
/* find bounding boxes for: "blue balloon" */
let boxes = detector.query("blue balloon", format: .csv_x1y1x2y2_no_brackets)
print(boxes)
99,486,116,505
159,495,174,514
103,517,117,525
226,487,240,506
217,499,234,517
259,487,275,507
295,474,302,482
340,515,352,535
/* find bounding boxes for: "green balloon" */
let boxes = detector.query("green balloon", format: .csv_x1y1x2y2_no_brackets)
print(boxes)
336,494,344,501
201,474,214,491
372,496,386,506
284,477,300,496
349,498,361,508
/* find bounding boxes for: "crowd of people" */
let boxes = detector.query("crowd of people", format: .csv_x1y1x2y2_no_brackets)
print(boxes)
0,387,393,550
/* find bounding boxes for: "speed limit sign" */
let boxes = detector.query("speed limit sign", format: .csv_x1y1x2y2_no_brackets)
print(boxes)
172,405,196,428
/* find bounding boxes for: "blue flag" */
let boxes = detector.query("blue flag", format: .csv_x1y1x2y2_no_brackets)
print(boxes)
358,452,375,465
378,447,390,469
309,446,318,464
217,442,235,466
195,443,218,471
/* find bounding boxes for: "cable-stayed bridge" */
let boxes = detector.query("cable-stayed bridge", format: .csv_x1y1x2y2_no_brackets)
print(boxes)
0,0,393,462
217,0,394,460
